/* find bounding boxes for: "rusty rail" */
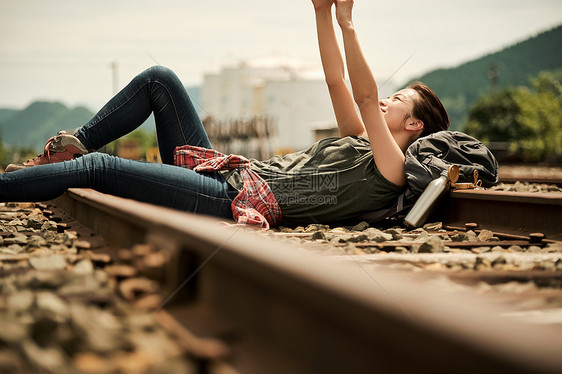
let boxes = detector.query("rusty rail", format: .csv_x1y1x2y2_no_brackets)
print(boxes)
49,188,562,374
433,189,562,241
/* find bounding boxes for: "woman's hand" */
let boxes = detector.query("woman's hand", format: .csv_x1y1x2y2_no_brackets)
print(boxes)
335,0,354,28
311,0,334,11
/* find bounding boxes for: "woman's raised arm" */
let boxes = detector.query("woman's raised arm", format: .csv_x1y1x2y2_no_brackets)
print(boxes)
335,0,407,186
312,0,366,138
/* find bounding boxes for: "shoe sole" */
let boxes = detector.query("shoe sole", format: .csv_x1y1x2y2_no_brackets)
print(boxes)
5,153,86,173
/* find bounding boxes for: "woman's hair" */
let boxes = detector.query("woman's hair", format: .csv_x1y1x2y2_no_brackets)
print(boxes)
407,82,450,137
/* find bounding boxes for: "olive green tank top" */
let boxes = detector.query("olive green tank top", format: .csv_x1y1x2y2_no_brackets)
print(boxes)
222,136,404,226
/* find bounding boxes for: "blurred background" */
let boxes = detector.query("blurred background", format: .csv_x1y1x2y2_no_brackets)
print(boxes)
0,0,560,164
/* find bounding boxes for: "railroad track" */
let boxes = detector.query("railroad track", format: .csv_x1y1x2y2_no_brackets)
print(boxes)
40,186,562,373
1,183,561,373
434,189,562,240
498,165,562,187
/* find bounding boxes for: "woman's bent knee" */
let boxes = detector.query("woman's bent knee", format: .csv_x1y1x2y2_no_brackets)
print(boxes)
146,65,177,82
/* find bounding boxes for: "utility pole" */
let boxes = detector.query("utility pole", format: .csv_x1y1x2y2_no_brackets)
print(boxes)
110,60,119,95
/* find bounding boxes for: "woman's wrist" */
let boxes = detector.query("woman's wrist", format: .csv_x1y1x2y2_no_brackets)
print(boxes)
314,6,332,15
338,20,355,33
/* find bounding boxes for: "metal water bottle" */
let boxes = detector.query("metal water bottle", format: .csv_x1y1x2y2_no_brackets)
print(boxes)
404,165,459,228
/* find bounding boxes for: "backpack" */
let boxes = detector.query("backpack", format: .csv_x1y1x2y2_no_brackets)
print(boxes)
358,131,499,225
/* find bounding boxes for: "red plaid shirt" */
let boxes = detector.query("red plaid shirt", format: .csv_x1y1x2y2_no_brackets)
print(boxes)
173,145,282,229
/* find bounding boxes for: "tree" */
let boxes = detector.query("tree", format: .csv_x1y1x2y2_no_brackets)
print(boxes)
464,72,562,162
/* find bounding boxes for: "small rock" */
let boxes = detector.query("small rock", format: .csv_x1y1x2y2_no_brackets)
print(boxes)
57,275,103,296
40,221,58,232
418,236,444,253
424,262,444,271
383,228,403,240
438,234,451,241
346,246,368,255
73,353,116,374
541,261,556,271
328,227,349,233
311,231,326,240
304,224,330,232
416,230,430,242
422,222,442,231
117,249,134,263
466,230,478,242
471,246,491,254
43,231,58,242
477,229,495,242
104,265,137,278
132,244,153,257
26,216,45,230
517,261,537,271
140,252,167,268
27,208,44,217
3,233,28,245
491,246,505,252
546,242,562,253
74,240,91,250
89,252,112,265
29,255,67,270
0,320,28,344
7,219,25,227
474,256,492,270
72,259,94,275
119,278,160,301
0,349,26,372
394,246,409,253
62,231,78,245
70,303,124,354
508,245,523,252
364,228,393,242
36,292,69,321
15,271,69,289
21,340,67,372
351,221,370,232
112,351,153,374
133,294,164,311
7,290,35,311
527,246,542,253
451,232,469,242
27,235,47,248
347,233,368,243
1,244,24,254
492,255,507,268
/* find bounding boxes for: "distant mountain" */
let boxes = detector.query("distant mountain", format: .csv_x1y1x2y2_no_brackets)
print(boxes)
407,24,562,130
0,101,94,151
0,84,202,152
0,108,18,124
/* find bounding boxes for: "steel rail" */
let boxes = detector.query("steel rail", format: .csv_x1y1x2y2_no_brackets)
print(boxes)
434,189,562,241
51,188,562,374
499,176,562,186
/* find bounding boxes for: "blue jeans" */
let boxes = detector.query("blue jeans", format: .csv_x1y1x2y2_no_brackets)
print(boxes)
1,66,237,219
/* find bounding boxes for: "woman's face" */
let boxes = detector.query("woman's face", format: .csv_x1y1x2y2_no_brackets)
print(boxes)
379,88,418,133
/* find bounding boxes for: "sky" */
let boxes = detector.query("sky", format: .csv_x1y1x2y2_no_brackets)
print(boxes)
0,0,561,111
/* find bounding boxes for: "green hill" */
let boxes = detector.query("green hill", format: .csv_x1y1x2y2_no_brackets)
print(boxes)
0,83,200,153
0,101,94,151
408,24,562,130
0,108,18,123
